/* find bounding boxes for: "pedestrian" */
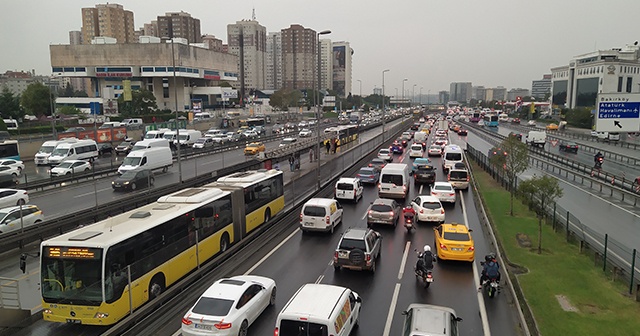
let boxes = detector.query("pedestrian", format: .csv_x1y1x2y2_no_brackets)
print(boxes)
288,155,295,172
309,148,314,162
325,140,331,154
295,153,301,170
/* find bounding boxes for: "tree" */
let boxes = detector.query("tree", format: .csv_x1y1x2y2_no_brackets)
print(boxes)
0,87,23,119
518,175,563,254
21,82,52,117
489,135,529,216
117,89,158,115
57,105,83,116
61,83,75,97
564,107,592,128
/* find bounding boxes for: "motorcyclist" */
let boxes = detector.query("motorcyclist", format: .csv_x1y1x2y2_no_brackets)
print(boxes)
594,151,604,164
402,205,416,223
417,245,436,273
479,253,501,290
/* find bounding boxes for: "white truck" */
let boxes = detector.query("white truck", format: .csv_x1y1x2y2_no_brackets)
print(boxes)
525,131,546,147
118,147,173,174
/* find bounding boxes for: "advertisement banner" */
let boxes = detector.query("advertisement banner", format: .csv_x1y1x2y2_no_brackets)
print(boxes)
57,127,128,143
123,80,132,102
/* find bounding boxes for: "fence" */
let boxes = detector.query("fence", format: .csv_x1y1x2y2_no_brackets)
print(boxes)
467,144,640,295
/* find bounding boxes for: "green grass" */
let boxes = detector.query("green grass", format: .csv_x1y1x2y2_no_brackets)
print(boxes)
473,163,640,336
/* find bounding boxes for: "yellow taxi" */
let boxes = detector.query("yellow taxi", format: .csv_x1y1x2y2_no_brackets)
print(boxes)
420,128,430,134
434,223,475,262
546,123,559,130
244,142,265,155
236,125,250,134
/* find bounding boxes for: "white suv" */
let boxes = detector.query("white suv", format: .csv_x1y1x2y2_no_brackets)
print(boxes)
334,177,363,203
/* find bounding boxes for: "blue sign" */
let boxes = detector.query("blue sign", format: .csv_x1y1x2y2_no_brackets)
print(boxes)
89,102,100,115
597,102,640,119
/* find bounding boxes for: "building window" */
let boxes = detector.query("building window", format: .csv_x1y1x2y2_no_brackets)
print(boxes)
627,77,633,93
618,77,623,92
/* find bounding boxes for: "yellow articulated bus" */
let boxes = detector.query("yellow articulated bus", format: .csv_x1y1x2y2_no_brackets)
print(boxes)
40,169,284,326
323,125,359,147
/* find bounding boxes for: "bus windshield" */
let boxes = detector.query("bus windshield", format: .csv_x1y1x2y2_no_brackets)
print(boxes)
41,247,103,305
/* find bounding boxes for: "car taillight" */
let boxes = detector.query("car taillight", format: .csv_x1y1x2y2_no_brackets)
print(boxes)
419,209,424,214
274,327,279,336
182,317,192,325
299,213,303,222
447,174,451,181
440,243,447,250
325,216,330,224
449,193,455,197
366,254,371,262
431,191,437,195
334,251,339,260
441,208,445,214
353,188,357,194
468,246,475,251
214,322,232,330
368,163,372,167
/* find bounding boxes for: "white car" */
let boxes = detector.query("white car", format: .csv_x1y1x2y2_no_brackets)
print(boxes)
427,145,442,156
411,195,445,223
299,128,313,137
209,134,228,144
181,275,276,336
527,120,537,126
590,130,598,137
298,121,308,128
243,130,259,138
409,144,423,158
378,148,393,162
50,160,91,177
430,182,456,204
0,159,24,172
0,166,21,177
0,205,44,234
0,189,28,208
279,138,297,147
192,137,214,149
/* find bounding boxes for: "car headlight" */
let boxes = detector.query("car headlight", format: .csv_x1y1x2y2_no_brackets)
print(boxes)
123,181,129,185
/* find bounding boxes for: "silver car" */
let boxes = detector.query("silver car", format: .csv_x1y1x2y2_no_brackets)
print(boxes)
367,198,401,227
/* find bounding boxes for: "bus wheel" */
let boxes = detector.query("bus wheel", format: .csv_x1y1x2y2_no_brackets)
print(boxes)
149,274,165,299
220,233,230,253
264,209,271,224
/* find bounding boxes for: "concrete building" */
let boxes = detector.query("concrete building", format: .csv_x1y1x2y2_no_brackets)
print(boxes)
157,12,202,43
531,74,552,100
373,87,382,95
281,24,316,90
49,40,238,111
472,86,486,101
68,31,89,93
265,32,282,90
438,90,450,104
507,88,530,101
449,82,472,103
319,39,333,92
81,3,135,44
202,35,223,52
69,31,83,45
0,71,35,96
332,41,353,97
227,20,267,92
483,86,507,101
551,44,640,108
143,21,159,37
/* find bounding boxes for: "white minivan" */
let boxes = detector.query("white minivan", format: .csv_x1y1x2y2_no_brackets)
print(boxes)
378,163,410,199
275,284,362,336
47,139,98,165
334,177,363,202
442,144,464,172
300,198,343,233
34,138,77,165
117,147,173,174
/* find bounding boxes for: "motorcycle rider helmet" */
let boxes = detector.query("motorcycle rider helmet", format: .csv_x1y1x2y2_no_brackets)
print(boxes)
423,245,431,252
485,253,495,262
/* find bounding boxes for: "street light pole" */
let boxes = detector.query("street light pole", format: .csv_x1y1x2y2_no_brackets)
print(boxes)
412,84,416,108
382,69,390,141
169,37,183,183
357,79,362,98
402,78,408,117
316,30,331,190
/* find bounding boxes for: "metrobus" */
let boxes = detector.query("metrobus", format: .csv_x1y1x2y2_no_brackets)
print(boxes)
40,169,284,325
0,140,20,160
470,112,482,122
246,117,266,128
323,124,358,147
483,114,499,127
3,119,18,130
498,113,509,122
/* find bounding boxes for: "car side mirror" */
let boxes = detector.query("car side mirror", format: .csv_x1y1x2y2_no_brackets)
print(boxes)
455,317,463,322
401,310,408,316
468,229,473,232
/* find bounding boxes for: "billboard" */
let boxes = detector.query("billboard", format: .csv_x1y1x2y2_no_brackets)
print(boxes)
57,127,127,143
333,45,346,96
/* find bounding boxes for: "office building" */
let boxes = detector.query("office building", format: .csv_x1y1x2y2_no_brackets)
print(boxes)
472,86,486,101
319,39,333,92
228,20,267,92
507,88,530,101
69,31,83,45
202,35,223,52
531,74,552,100
449,82,472,103
332,41,353,97
265,32,282,90
281,24,316,90
143,21,159,37
81,3,135,44
373,87,382,95
551,44,640,108
157,12,202,43
438,90,450,104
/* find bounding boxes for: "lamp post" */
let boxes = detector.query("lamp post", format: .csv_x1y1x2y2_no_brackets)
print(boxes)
428,90,431,105
402,78,408,117
162,36,182,183
357,79,362,97
316,29,331,190
382,69,390,141
420,87,423,105
412,84,416,107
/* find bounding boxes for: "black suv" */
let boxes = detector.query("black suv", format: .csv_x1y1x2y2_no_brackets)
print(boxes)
558,140,578,153
333,228,382,273
414,164,437,185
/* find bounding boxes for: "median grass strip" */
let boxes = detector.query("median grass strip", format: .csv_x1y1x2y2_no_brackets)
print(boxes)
473,162,640,335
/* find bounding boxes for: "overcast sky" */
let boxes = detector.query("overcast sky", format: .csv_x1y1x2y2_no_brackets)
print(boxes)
2,0,639,96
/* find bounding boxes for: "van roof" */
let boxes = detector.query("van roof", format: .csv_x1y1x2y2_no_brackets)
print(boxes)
304,198,336,207
381,163,408,171
282,284,349,319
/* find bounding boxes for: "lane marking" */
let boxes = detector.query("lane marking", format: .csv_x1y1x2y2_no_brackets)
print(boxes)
382,283,402,336
74,187,112,198
244,228,300,275
398,241,411,280
419,184,423,195
460,190,491,336
315,274,324,284
361,209,368,221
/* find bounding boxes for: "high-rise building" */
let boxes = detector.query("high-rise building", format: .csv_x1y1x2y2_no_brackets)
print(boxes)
143,21,159,37
491,86,507,101
507,88,531,101
319,39,333,92
157,12,202,43
438,90,450,104
266,32,282,90
332,41,353,97
373,87,382,95
202,35,223,52
532,74,552,100
81,3,135,44
69,31,83,45
472,86,486,101
228,20,267,91
449,82,472,103
281,24,316,90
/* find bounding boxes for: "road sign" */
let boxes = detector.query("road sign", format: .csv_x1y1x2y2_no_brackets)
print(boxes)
595,93,640,132
550,139,558,147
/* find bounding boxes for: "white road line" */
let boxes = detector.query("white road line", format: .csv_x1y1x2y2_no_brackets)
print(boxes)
419,184,423,195
382,283,402,336
244,228,300,275
315,274,324,284
360,209,368,221
74,188,112,198
172,329,181,336
460,190,491,336
398,241,411,280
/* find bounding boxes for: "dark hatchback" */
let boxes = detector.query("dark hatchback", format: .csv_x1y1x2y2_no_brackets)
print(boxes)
413,165,437,185
112,169,154,191
558,140,578,153
98,143,114,156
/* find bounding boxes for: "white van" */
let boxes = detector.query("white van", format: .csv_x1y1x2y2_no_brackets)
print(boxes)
175,129,203,147
334,177,363,202
442,144,464,172
163,130,177,143
525,131,546,147
3,119,18,130
193,112,213,121
117,147,172,174
300,198,343,233
414,131,427,143
144,128,171,140
275,284,362,336
131,138,170,151
119,118,143,128
34,138,77,165
379,163,410,199
47,139,98,165
597,131,620,141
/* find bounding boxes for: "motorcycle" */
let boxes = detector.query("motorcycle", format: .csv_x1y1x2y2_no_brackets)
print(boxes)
480,261,500,298
594,156,604,170
414,250,435,288
404,214,415,232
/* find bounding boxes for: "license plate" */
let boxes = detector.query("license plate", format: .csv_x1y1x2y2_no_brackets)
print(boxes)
195,324,212,330
452,248,463,251
427,217,437,221
304,222,315,226
426,278,434,283
66,319,81,324
382,188,389,191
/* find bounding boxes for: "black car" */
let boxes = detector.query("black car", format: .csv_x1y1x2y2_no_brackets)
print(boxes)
115,141,135,155
0,173,18,188
413,164,437,185
98,143,114,156
558,140,578,153
457,129,468,136
112,169,154,191
508,132,523,141
410,123,420,131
